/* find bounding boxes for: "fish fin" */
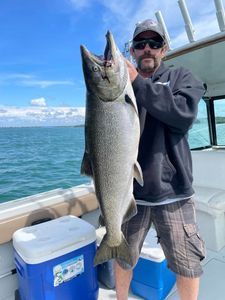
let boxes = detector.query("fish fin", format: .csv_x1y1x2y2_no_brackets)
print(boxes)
125,94,139,115
123,198,137,223
94,233,134,267
98,215,105,226
80,152,93,177
134,161,144,186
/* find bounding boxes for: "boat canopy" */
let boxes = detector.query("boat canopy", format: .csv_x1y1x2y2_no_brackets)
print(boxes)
164,31,225,98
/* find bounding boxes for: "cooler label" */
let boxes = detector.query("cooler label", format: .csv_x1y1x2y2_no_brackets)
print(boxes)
53,255,84,287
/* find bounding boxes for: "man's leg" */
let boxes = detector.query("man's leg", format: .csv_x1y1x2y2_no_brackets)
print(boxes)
114,205,152,300
176,275,199,300
152,199,205,300
114,261,133,300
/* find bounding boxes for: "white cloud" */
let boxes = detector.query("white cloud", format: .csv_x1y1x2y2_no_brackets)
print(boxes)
0,72,74,88
0,73,33,80
69,0,90,10
0,106,85,127
30,97,47,107
0,73,33,86
20,79,74,88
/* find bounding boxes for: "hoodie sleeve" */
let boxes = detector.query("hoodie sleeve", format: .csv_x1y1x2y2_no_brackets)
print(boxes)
132,67,206,133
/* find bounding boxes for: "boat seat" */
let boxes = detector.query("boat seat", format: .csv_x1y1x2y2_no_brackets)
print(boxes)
194,186,225,213
192,150,225,251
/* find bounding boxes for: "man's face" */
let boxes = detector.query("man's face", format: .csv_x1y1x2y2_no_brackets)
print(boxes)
131,31,167,75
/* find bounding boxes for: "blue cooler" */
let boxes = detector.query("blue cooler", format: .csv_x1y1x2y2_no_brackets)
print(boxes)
13,215,99,300
131,229,176,300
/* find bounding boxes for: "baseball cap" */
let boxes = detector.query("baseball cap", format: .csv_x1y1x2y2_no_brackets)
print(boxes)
133,19,165,41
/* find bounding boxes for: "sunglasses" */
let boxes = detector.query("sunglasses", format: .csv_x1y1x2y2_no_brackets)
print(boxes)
133,39,164,50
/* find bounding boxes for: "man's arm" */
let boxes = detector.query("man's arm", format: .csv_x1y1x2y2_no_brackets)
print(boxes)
125,59,205,133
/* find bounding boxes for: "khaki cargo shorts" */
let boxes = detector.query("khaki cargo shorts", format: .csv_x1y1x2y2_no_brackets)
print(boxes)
117,198,206,278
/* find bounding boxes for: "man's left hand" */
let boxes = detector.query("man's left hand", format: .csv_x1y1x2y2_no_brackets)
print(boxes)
125,59,138,82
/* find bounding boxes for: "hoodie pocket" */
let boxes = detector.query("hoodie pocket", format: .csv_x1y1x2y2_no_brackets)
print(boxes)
161,155,176,182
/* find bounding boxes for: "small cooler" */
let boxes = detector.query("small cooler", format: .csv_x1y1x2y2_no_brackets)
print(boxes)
13,215,99,300
131,229,176,300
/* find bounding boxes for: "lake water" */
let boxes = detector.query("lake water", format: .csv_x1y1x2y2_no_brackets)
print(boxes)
0,126,90,203
0,115,224,203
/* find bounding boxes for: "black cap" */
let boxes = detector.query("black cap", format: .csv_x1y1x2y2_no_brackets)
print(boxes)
133,19,165,41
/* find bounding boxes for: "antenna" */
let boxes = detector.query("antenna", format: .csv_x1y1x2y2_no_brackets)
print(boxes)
178,0,195,42
155,10,171,49
123,40,133,62
214,0,225,31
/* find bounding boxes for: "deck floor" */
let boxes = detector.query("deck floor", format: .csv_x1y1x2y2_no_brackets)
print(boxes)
98,244,225,300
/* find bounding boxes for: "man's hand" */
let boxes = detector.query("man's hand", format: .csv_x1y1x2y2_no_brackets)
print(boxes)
125,59,138,82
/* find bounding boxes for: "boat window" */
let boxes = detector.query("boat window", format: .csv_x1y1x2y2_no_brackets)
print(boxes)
188,99,211,149
214,99,225,146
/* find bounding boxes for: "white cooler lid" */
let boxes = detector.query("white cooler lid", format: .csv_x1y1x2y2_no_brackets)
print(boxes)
96,226,106,246
140,229,165,263
13,215,96,264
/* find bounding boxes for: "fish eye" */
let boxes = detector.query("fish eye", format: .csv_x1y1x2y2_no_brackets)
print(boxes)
92,66,99,72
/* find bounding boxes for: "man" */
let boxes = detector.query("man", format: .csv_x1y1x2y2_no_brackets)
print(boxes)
115,19,206,300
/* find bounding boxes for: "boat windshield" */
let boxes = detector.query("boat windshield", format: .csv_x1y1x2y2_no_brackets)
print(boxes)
189,98,225,150
214,98,225,146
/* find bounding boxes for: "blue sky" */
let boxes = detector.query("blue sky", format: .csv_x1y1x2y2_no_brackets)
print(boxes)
0,0,224,126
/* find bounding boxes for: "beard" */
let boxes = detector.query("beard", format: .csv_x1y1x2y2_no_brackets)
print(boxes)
136,55,160,74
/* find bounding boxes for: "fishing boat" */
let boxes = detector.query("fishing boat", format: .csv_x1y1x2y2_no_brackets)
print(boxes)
1,0,225,299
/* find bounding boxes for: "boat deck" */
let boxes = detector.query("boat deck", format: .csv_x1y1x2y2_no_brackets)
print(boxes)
98,244,225,300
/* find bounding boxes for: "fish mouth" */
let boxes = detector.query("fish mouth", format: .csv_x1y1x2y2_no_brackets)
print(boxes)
80,31,117,67
80,44,103,66
104,31,117,64
80,31,126,102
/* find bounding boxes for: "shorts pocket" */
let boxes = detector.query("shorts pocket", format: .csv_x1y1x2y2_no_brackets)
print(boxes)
183,224,206,264
184,224,197,237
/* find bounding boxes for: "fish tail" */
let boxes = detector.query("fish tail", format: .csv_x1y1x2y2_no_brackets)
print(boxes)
94,233,133,267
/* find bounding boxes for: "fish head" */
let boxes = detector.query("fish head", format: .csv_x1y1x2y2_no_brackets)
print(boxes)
80,31,128,102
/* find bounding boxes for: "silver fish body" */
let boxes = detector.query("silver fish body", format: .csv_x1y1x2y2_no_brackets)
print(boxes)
80,31,143,267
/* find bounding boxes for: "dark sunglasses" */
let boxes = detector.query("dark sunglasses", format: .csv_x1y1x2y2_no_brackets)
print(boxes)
133,38,164,50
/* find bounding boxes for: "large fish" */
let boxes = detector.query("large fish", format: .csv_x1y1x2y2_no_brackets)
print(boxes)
80,31,143,267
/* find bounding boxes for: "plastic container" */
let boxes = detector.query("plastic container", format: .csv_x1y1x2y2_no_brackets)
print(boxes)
97,259,115,289
13,215,99,300
131,229,176,300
